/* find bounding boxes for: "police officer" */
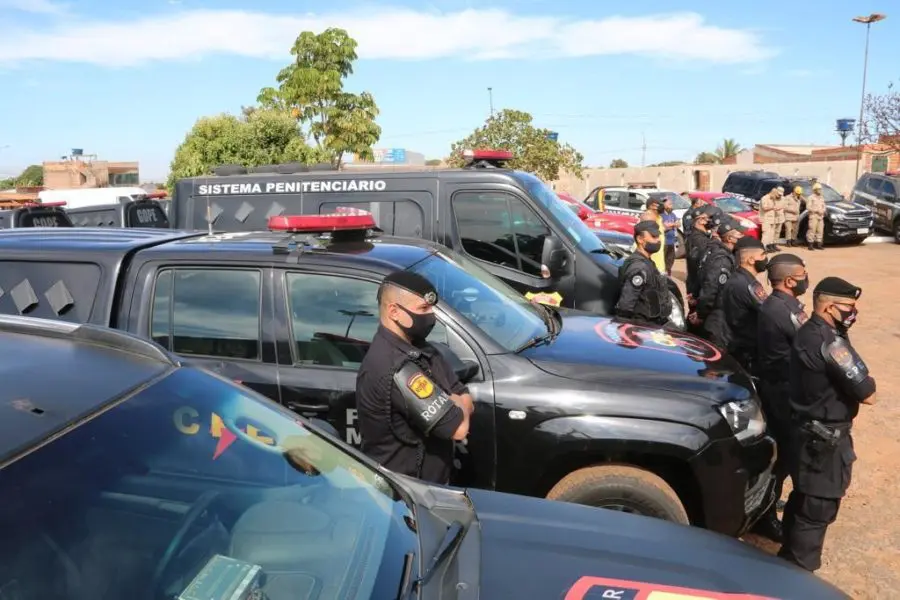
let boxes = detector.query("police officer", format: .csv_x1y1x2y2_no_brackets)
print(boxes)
615,220,671,326
806,183,827,251
721,236,769,375
759,186,783,253
695,217,744,349
684,205,717,332
784,186,804,246
356,271,475,484
778,276,877,572
754,253,810,541
682,194,706,234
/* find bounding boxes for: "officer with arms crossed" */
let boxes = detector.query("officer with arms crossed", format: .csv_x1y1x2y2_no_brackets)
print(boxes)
356,271,475,484
722,236,769,375
806,183,827,251
694,217,743,349
759,186,782,254
778,277,876,572
615,220,671,326
783,186,804,246
754,253,811,542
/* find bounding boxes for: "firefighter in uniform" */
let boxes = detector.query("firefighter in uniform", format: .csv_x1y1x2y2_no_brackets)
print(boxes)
356,271,475,484
778,276,876,572
773,187,786,250
784,186,804,246
806,183,827,251
615,220,671,326
759,186,783,253
721,236,769,375
695,217,744,349
755,253,810,541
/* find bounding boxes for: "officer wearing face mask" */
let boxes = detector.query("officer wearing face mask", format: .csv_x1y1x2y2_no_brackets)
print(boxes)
695,217,744,349
615,220,671,326
356,271,475,484
721,236,770,375
779,276,876,572
753,253,811,542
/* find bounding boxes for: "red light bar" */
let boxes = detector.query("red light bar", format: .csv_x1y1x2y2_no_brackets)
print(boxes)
463,149,514,161
268,212,376,233
39,201,67,207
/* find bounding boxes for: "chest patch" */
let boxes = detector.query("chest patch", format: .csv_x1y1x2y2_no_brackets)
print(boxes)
406,372,435,399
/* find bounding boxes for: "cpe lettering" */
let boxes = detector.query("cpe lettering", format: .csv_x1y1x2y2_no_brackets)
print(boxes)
173,406,275,445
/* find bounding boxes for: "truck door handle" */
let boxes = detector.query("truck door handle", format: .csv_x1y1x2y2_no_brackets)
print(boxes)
287,401,330,413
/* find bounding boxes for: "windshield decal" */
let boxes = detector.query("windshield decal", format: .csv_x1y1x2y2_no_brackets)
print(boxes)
173,406,276,459
525,291,563,307
565,576,774,600
595,322,722,362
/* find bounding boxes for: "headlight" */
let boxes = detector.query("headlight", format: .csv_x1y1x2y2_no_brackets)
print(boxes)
829,210,844,220
718,398,766,442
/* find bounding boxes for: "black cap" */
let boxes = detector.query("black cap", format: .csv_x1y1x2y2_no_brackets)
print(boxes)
767,253,805,268
634,220,661,236
734,236,765,252
716,216,745,236
380,271,439,305
814,276,861,299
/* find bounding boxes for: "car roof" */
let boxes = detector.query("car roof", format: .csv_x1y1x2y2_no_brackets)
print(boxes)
728,171,780,179
0,316,177,465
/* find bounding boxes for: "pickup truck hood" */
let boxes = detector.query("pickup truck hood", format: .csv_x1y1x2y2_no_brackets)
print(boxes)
469,488,850,599
520,313,754,402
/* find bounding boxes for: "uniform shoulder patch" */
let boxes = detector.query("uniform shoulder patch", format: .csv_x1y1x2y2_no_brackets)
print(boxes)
749,281,768,302
717,272,728,285
828,344,854,368
406,372,435,399
631,274,644,287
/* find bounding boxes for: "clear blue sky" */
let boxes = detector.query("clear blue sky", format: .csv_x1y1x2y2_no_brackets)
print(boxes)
1,0,897,180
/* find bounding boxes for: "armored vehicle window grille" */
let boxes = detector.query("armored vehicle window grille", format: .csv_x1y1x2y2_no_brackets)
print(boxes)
151,268,262,361
285,272,447,368
0,265,96,322
452,192,549,277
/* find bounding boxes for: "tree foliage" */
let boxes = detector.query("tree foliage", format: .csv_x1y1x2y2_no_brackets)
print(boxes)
425,159,442,166
714,138,742,161
609,158,629,168
861,80,900,152
1,164,43,188
694,151,720,164
167,109,327,189
447,109,584,180
257,28,381,167
649,160,685,167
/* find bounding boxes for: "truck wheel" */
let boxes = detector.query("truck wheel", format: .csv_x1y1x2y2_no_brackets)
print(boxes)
547,465,689,524
674,231,686,259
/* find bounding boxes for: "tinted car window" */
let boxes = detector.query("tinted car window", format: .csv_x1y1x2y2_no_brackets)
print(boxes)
604,191,622,207
0,367,413,600
627,193,645,211
453,191,549,277
757,179,781,196
151,268,262,360
882,179,897,198
866,177,883,193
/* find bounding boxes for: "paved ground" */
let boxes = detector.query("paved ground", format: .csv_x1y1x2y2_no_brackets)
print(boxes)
673,241,899,599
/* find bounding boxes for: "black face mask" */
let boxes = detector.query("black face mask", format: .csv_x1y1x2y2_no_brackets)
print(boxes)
791,276,809,296
644,241,662,255
395,305,436,343
832,305,858,332
753,258,769,273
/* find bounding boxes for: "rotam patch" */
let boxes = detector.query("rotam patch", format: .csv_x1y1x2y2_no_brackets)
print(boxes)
595,321,723,362
564,575,776,600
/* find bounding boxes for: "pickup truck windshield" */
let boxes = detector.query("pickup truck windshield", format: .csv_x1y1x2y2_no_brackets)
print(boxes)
513,172,609,256
0,367,414,600
794,182,844,203
410,253,547,352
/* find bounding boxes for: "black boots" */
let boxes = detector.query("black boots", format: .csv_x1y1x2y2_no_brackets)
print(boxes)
815,242,824,250
806,242,823,251
751,507,784,543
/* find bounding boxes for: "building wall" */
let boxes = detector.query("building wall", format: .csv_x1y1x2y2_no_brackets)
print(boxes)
551,158,875,198
43,160,139,189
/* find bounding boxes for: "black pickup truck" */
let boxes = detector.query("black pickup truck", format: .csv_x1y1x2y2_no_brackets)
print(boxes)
0,204,73,228
64,197,170,228
0,224,775,538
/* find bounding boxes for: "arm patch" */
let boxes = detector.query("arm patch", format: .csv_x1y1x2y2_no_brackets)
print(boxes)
749,281,768,304
717,272,728,285
822,337,873,402
393,362,454,435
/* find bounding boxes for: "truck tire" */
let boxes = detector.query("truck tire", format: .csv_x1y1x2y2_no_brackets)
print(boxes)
547,465,689,524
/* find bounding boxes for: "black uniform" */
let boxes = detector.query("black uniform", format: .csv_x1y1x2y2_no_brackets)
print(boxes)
695,240,734,349
615,252,671,325
778,279,875,572
685,228,711,299
722,267,768,374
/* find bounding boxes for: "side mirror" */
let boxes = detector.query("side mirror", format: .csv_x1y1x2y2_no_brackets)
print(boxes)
541,235,567,280
430,342,480,384
309,418,339,439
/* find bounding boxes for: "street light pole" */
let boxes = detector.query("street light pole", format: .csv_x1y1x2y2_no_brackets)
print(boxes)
852,13,887,181
487,87,494,117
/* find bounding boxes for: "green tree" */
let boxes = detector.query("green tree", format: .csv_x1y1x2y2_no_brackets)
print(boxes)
257,28,381,168
694,151,720,164
447,109,584,180
0,177,13,189
13,164,44,186
166,109,326,189
609,158,629,168
714,139,742,162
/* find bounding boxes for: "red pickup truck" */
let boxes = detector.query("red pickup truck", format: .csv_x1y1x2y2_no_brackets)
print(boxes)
557,192,638,235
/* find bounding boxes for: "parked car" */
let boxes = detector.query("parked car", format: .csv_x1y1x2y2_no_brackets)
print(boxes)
689,192,761,239
850,171,900,242
557,192,638,235
583,187,691,256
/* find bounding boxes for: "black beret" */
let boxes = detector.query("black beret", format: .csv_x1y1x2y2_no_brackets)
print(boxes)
767,253,805,268
634,220,661,236
699,204,719,216
814,276,861,300
734,236,765,252
381,271,439,305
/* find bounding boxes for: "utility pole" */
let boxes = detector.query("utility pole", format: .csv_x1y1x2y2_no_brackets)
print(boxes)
641,133,647,167
487,87,494,117
852,13,887,181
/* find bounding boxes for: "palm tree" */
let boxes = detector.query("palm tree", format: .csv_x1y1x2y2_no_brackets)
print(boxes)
714,139,742,162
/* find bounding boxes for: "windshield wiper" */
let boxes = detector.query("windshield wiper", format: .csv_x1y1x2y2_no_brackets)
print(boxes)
515,303,559,353
416,520,467,589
